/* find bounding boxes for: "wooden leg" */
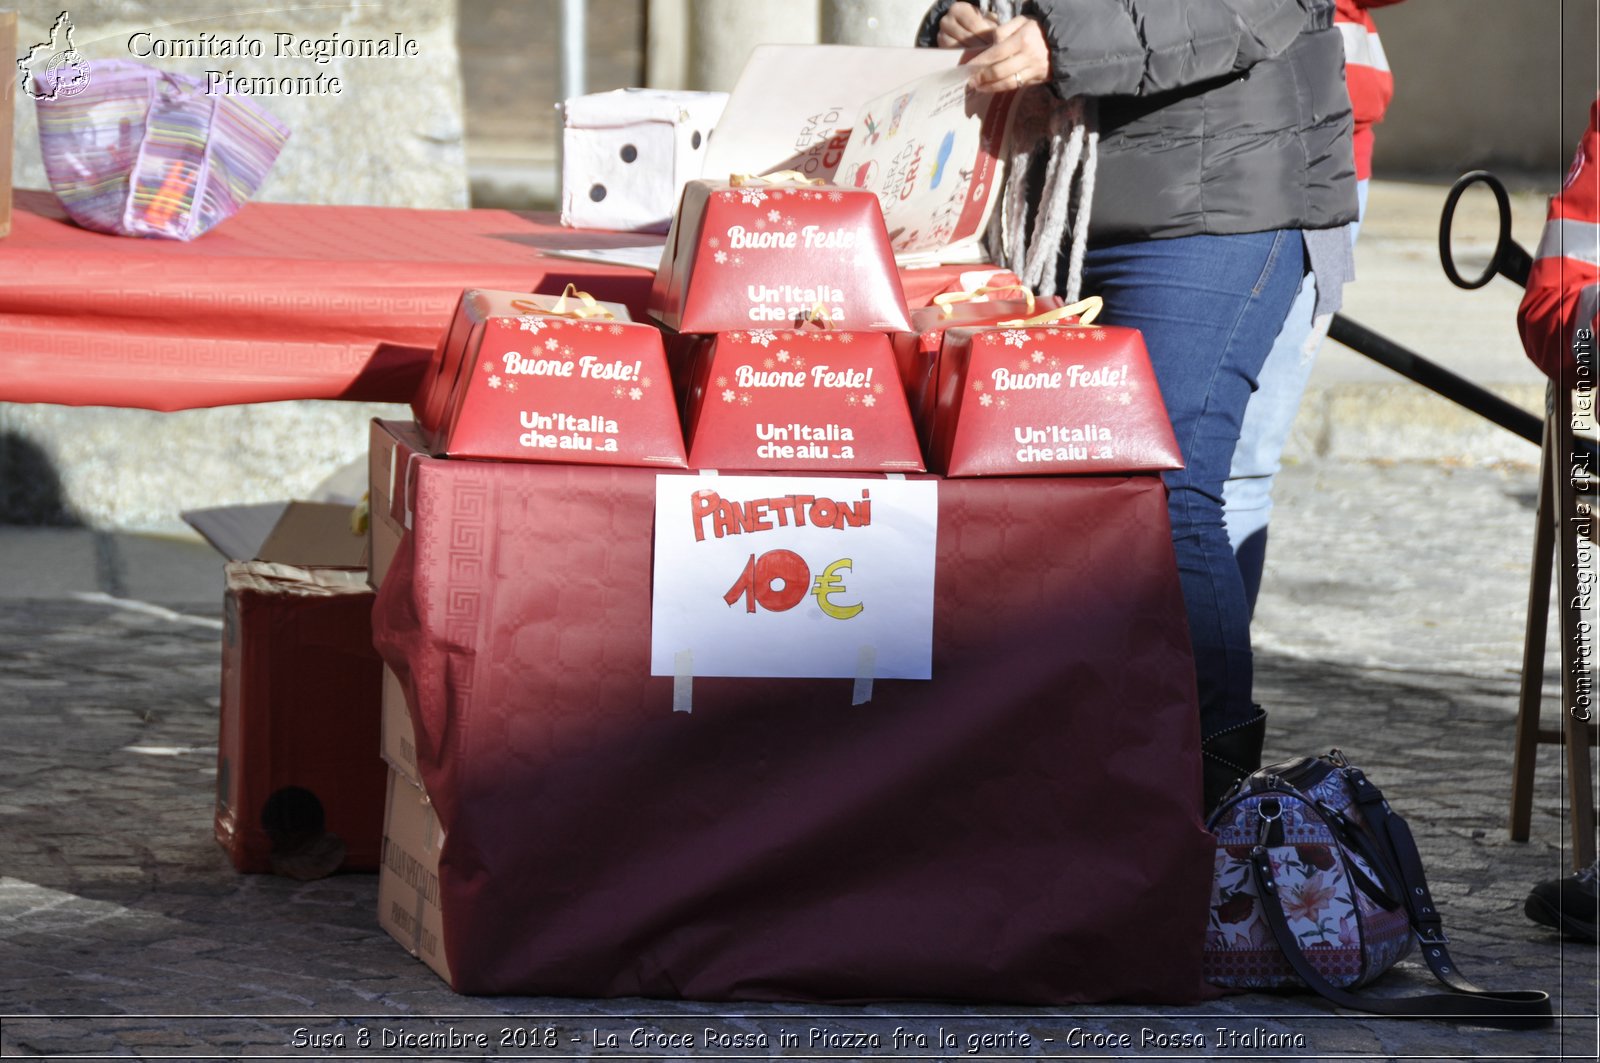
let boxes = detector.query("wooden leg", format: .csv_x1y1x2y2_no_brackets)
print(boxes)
1512,412,1558,842
1553,379,1598,870
1564,711,1598,869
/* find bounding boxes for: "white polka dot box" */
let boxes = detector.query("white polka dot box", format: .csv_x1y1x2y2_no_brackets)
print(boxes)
559,89,729,235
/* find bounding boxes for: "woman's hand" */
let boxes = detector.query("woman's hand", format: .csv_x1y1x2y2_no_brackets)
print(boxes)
934,2,1001,50
964,15,1051,94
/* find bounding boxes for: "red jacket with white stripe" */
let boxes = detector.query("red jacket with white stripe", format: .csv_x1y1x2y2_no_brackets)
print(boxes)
1337,0,1402,180
1518,96,1600,383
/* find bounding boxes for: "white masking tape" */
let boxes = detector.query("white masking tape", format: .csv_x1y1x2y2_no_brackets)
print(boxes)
403,451,428,531
673,649,694,713
852,644,877,705
387,442,400,522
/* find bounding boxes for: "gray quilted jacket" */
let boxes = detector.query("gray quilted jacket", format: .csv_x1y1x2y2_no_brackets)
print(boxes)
917,0,1358,242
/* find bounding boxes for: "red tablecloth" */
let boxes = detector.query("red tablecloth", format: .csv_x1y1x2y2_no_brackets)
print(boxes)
369,419,1215,1003
0,190,969,412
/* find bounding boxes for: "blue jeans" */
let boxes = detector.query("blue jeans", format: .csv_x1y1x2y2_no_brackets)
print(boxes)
1081,229,1305,736
1226,182,1368,612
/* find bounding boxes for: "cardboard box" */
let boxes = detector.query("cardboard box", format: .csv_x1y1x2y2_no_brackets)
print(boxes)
430,297,686,468
188,497,382,877
681,328,924,472
930,321,1183,477
561,88,728,233
648,179,913,334
381,665,421,790
215,563,386,875
366,418,1213,1002
366,419,429,590
1,11,14,239
378,768,450,983
184,500,367,570
654,324,714,411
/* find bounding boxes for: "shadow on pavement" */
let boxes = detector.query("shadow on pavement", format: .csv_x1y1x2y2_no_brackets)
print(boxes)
0,599,1593,1058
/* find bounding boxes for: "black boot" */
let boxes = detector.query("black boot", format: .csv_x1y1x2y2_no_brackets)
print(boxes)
1200,707,1267,814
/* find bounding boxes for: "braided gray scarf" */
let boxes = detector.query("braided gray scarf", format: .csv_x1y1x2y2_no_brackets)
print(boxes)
982,1,1097,300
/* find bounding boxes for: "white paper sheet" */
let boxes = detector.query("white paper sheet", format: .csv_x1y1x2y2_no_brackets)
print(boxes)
650,474,938,680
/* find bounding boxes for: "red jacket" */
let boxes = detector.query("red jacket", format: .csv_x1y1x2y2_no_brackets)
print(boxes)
1518,96,1600,383
1336,0,1402,180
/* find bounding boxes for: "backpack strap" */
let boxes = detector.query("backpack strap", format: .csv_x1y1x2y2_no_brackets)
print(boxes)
1246,841,1552,1028
1343,767,1554,1001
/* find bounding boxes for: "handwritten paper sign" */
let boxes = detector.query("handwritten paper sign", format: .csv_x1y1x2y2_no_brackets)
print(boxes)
650,474,937,680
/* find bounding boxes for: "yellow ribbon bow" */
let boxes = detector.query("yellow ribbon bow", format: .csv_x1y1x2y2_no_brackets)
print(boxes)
799,302,836,328
729,170,827,187
997,295,1103,328
933,284,1038,319
511,283,615,321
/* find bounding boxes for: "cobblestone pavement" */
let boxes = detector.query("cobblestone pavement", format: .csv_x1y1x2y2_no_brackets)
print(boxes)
0,457,1596,1061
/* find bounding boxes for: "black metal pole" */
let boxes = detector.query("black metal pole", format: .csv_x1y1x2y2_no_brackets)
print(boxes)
1326,314,1545,446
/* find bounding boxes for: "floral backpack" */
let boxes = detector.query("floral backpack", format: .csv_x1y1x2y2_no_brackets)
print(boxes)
1204,751,1552,1027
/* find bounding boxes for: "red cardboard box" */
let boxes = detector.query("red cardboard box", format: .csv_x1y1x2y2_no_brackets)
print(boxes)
367,418,1213,1002
216,563,387,875
411,288,635,439
430,299,686,468
655,326,713,411
894,286,1062,446
931,309,1183,477
681,327,924,472
648,178,914,333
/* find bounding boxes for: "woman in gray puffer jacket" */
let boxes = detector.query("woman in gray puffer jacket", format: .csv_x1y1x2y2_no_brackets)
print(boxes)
920,0,1357,810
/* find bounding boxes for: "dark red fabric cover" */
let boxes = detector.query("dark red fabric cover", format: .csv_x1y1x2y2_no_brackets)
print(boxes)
369,421,1214,1003
0,191,968,411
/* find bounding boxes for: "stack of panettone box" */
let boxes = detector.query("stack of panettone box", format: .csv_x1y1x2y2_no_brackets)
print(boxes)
366,172,930,982
369,133,1189,985
370,285,687,983
648,175,926,473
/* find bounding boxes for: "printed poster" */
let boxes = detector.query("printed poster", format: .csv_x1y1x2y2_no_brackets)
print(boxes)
835,64,1015,263
702,44,963,183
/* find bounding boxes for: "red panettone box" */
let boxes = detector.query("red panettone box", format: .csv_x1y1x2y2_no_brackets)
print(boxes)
930,298,1183,477
681,327,924,472
411,288,634,438
648,178,914,333
418,289,686,468
654,326,714,412
894,282,1062,445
